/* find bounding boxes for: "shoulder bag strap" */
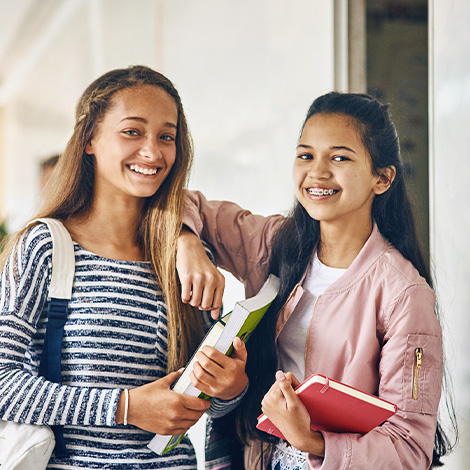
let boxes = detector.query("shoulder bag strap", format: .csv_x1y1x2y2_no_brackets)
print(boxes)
31,218,74,459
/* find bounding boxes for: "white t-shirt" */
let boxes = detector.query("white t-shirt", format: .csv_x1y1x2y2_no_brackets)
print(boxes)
277,253,346,381
272,255,347,470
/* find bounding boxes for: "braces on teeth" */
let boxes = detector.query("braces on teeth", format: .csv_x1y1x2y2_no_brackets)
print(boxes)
309,188,335,196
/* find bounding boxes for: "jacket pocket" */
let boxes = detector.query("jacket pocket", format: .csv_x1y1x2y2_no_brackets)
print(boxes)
402,334,442,414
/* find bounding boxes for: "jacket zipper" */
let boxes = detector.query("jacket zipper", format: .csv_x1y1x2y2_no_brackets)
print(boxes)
412,347,423,399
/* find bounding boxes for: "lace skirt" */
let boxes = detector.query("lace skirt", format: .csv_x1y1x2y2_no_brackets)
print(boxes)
270,440,307,470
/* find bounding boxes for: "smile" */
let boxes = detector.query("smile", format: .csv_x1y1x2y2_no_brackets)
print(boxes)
128,164,159,175
307,188,338,196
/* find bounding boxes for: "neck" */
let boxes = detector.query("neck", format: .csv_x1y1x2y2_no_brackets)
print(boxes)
317,219,373,269
65,196,145,261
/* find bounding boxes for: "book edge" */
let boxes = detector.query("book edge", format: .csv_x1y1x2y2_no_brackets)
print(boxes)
296,375,396,412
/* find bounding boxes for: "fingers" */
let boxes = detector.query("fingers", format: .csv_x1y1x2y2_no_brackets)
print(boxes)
157,369,184,388
261,381,284,413
180,394,211,413
154,398,209,435
185,272,224,312
189,344,248,400
232,337,247,363
274,371,300,410
124,373,211,435
210,310,221,321
180,271,224,316
210,280,224,316
284,371,301,388
180,274,193,304
190,349,220,388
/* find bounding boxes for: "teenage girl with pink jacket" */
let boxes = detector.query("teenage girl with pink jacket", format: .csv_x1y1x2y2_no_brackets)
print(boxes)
176,92,456,469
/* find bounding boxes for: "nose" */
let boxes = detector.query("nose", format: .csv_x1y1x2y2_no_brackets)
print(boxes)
140,137,163,161
306,158,331,179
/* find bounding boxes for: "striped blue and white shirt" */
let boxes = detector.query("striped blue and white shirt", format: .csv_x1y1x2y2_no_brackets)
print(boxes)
0,223,237,469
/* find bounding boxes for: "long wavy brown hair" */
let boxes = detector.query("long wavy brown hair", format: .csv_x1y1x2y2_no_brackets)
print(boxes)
0,65,203,372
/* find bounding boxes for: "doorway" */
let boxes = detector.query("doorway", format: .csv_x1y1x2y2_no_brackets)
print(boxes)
366,0,429,262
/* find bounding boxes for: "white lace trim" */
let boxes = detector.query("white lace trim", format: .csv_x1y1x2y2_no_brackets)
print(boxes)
270,440,308,470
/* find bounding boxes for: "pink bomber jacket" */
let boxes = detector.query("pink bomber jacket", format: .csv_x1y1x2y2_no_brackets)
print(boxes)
185,191,442,470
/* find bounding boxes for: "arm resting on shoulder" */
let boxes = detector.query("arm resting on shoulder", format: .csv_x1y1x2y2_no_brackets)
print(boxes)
183,190,283,290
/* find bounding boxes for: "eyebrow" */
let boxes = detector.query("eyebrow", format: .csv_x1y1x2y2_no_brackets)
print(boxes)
331,145,357,154
297,143,357,154
119,116,177,129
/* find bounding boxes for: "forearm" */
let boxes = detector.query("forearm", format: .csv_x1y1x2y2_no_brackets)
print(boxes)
184,190,283,284
0,368,121,427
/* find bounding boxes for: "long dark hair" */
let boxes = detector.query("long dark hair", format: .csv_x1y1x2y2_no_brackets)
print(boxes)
236,92,456,466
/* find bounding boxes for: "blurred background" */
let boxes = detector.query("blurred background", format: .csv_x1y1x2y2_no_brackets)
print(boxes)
0,0,468,468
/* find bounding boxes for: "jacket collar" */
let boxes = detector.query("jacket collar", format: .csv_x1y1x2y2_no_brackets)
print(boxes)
320,223,390,295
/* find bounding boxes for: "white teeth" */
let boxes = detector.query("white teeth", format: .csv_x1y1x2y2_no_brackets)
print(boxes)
129,164,158,175
307,188,335,196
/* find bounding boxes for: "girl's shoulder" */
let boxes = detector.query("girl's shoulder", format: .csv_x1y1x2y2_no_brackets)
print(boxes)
374,247,436,325
361,226,431,290
22,222,54,250
1,223,54,289
381,244,430,288
17,222,54,270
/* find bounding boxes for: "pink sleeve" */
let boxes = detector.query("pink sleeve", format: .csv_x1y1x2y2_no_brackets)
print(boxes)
308,285,441,470
308,411,436,469
184,190,284,296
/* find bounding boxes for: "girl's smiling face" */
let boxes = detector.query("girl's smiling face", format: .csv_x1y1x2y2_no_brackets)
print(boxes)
293,113,392,232
85,85,178,204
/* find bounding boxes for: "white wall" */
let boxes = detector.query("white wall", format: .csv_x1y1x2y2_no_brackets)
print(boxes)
429,0,470,468
1,0,334,230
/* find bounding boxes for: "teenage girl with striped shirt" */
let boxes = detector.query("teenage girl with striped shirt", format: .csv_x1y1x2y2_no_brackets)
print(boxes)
0,65,247,469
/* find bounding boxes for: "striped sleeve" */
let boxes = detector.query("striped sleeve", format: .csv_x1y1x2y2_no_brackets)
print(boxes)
207,380,249,418
0,224,121,427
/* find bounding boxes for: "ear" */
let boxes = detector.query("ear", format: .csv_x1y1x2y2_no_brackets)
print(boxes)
374,165,396,195
85,140,94,156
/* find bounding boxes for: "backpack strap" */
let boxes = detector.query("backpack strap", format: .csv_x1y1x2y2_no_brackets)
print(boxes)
30,218,74,459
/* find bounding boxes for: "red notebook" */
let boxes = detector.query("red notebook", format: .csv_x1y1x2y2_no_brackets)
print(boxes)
256,374,397,440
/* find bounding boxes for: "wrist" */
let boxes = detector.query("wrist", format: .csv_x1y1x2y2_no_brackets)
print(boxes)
293,430,325,457
232,374,249,399
178,227,199,245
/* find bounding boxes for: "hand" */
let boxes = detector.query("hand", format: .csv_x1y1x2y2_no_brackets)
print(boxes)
190,337,248,400
177,228,225,319
261,370,325,457
116,370,211,435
